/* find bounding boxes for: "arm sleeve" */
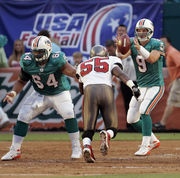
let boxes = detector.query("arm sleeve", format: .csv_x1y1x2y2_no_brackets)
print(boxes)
152,40,165,56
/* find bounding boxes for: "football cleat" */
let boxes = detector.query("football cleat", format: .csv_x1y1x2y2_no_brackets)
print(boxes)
134,145,151,156
1,146,21,161
100,130,110,156
150,140,160,151
83,144,95,163
71,146,82,159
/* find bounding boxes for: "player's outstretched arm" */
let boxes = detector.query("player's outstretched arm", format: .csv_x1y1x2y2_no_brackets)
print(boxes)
61,62,76,78
3,69,30,104
3,79,27,104
112,66,140,100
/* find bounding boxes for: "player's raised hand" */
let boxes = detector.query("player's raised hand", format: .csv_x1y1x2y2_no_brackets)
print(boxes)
3,91,17,104
133,37,140,50
114,34,122,52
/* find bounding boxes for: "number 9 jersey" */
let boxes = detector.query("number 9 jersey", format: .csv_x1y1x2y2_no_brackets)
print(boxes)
130,37,165,87
76,56,123,88
20,52,70,95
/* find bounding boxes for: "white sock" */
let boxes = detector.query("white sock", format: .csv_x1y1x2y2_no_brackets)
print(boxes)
107,129,114,139
142,136,151,146
68,131,81,148
12,135,24,150
83,137,91,146
150,132,159,143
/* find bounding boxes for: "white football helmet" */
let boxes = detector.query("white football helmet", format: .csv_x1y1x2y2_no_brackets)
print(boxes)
90,45,108,57
135,18,154,42
31,36,52,64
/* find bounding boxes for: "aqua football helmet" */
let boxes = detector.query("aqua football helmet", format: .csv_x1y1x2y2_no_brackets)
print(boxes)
135,18,154,42
31,36,52,65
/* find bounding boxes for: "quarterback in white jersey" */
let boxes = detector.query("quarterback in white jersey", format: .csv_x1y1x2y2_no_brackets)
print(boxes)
76,45,140,163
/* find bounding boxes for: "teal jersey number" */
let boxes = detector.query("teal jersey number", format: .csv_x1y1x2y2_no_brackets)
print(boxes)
130,38,165,87
20,52,70,95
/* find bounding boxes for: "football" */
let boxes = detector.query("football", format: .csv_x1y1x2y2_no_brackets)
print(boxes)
117,34,131,54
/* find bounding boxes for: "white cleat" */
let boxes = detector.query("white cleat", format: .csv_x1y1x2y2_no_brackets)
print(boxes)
71,146,82,159
134,145,151,156
1,146,21,161
150,140,160,151
100,130,110,156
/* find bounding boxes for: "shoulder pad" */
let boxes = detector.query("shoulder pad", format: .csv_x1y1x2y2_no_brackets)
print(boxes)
50,52,67,66
20,53,33,68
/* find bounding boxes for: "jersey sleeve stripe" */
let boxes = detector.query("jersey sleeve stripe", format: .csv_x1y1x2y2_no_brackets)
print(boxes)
153,50,165,56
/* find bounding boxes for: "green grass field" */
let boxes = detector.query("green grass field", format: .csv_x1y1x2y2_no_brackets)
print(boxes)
0,132,179,141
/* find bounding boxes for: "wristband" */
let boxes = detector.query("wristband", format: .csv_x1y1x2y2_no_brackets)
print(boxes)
126,80,135,90
11,91,17,97
138,46,150,59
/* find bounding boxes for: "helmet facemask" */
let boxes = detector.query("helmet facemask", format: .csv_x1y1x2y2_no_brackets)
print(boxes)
135,19,154,42
32,49,49,65
135,28,153,42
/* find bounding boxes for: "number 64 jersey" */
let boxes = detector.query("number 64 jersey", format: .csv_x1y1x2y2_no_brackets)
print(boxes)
76,56,123,88
20,52,70,95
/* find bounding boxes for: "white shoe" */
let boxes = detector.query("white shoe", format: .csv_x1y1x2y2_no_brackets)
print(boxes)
100,130,110,156
71,146,82,159
1,146,21,161
0,107,10,129
134,145,151,156
150,140,160,151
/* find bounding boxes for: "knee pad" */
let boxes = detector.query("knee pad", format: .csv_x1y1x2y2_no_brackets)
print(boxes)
82,130,94,140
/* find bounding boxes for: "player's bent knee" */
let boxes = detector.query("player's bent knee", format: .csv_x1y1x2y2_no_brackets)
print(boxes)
127,108,140,124
82,130,94,140
17,113,32,124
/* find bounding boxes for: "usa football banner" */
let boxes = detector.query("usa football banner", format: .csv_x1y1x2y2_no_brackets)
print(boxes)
0,0,163,63
0,0,163,130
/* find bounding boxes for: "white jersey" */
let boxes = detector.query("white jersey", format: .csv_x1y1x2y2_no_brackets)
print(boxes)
76,56,122,88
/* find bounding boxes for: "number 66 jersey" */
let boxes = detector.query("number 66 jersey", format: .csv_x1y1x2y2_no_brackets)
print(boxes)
76,56,123,88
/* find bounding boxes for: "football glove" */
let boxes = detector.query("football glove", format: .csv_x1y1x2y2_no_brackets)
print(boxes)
132,86,141,100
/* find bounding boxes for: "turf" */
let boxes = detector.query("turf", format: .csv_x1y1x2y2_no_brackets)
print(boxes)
0,132,179,141
3,174,180,178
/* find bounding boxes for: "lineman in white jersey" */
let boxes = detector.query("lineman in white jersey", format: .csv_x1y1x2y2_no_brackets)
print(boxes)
76,45,141,163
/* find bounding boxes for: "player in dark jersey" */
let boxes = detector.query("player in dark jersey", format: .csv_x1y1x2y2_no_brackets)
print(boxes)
116,18,165,156
1,36,82,161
